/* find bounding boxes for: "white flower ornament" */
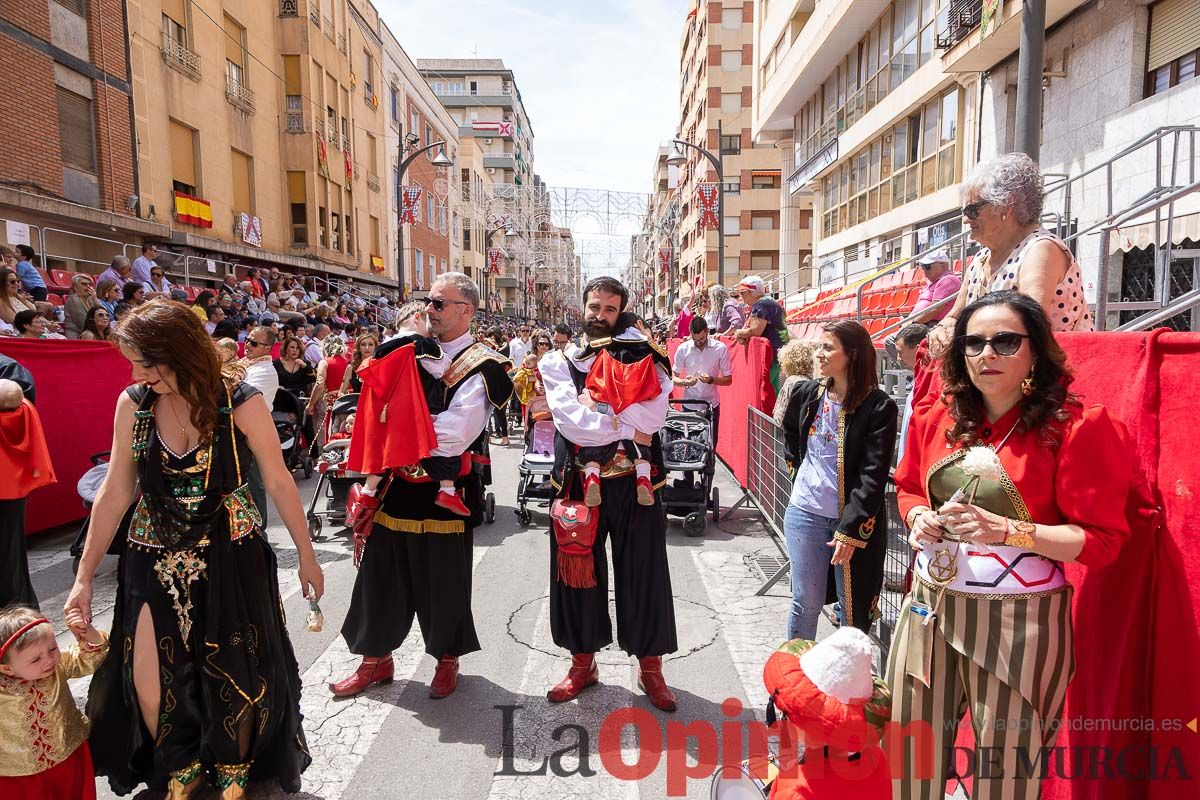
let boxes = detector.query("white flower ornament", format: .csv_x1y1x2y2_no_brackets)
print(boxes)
960,446,1002,482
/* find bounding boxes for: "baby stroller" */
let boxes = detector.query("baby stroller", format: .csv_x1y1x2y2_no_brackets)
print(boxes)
515,395,556,525
659,399,720,537
304,392,360,540
69,452,128,574
273,389,314,479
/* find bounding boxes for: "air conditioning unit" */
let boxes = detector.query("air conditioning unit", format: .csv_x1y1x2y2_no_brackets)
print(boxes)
486,168,496,175
484,138,494,145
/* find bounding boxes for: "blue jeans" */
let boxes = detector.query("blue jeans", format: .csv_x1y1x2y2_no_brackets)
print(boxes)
783,505,847,640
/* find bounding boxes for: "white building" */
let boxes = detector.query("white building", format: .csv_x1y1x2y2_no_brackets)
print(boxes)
754,0,1200,328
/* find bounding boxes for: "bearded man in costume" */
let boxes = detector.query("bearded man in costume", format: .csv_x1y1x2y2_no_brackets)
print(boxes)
539,276,679,711
330,272,513,699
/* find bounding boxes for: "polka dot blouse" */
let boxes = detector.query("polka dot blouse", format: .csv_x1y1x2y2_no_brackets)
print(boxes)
964,228,1095,332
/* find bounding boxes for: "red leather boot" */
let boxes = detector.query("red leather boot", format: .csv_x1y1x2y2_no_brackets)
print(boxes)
329,655,394,697
637,656,677,712
547,653,599,703
429,655,459,699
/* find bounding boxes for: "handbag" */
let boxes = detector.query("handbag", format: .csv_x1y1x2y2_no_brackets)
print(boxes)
550,490,599,589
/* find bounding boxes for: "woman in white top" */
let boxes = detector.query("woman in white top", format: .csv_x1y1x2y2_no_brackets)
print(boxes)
928,153,1093,356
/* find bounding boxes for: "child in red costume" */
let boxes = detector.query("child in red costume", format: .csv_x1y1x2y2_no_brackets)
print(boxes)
758,627,892,800
0,606,109,800
578,313,666,507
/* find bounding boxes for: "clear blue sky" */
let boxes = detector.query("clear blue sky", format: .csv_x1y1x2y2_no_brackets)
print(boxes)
377,0,685,195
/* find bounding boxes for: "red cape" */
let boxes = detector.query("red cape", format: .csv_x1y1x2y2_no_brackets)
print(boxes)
0,399,56,500
584,349,662,415
345,343,437,474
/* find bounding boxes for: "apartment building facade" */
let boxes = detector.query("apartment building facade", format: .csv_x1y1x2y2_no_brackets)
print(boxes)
676,1,787,303
0,0,168,273
418,58,535,314
756,0,1200,327
381,27,457,297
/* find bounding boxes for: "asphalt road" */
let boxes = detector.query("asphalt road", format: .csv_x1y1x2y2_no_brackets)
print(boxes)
30,437,839,800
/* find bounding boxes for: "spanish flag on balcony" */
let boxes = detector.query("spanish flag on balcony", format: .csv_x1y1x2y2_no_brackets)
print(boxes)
173,191,213,228
370,255,385,273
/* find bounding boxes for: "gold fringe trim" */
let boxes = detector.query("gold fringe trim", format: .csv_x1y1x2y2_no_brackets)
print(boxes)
833,531,868,549
372,511,465,534
913,572,1071,601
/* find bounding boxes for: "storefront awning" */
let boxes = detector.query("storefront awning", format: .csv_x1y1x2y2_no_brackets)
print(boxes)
1111,208,1200,252
751,170,781,177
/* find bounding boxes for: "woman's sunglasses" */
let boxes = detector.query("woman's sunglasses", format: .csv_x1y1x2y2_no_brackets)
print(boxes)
959,332,1029,357
423,297,471,311
961,200,989,220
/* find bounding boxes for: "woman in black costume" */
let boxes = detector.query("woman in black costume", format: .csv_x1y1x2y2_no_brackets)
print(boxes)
63,300,324,798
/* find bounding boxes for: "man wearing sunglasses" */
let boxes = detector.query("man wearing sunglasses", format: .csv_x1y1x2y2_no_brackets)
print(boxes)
909,249,961,324
239,326,280,526
332,272,514,701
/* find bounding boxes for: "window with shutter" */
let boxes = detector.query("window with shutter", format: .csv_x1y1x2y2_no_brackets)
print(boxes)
56,87,96,172
1145,0,1200,97
56,0,86,16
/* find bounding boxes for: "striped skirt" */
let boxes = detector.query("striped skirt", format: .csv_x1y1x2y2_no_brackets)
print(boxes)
885,576,1075,800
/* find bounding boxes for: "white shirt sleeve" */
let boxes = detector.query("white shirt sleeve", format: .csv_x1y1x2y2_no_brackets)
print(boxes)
718,345,732,377
540,351,635,447
615,366,672,435
243,361,279,409
430,374,492,457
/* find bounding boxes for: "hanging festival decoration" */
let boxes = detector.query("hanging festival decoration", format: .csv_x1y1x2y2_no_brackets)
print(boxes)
344,150,353,181
487,248,502,274
399,186,422,224
317,138,331,179
696,182,720,229
658,246,672,274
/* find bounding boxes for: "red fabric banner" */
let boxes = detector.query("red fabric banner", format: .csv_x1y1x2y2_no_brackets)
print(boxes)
0,339,131,534
488,248,502,275
666,335,774,488
658,247,672,274
399,186,422,225
696,182,720,230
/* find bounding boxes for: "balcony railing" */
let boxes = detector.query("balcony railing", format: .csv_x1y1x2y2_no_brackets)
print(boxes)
309,3,320,25
279,0,298,16
323,16,333,35
434,86,513,97
285,112,305,133
326,123,337,145
367,173,381,192
364,85,377,109
338,32,346,54
936,0,982,49
161,32,200,79
225,73,255,113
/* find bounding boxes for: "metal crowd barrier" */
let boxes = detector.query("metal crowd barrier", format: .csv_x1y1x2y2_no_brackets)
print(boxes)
741,407,910,658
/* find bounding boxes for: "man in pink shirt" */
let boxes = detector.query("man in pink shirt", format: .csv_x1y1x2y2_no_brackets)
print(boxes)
909,249,961,323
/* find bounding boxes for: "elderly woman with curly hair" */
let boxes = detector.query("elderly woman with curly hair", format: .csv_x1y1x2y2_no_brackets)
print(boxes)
772,340,815,426
888,291,1132,800
927,153,1094,357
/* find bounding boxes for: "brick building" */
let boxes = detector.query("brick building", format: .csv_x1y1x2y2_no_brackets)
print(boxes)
0,0,168,271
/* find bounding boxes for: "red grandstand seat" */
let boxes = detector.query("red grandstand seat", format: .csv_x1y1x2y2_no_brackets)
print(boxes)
901,287,920,311
45,292,64,307
48,269,72,290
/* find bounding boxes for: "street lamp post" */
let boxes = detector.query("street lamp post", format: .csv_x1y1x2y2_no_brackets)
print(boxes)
395,133,453,298
667,118,725,287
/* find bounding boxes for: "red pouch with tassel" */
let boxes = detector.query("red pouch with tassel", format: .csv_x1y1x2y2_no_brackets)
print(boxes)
550,498,598,589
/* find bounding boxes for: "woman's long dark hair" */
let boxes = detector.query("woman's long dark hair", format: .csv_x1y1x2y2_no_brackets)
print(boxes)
83,305,112,340
822,319,878,411
193,290,216,313
0,267,19,306
114,299,226,443
941,290,1075,446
